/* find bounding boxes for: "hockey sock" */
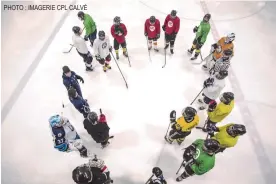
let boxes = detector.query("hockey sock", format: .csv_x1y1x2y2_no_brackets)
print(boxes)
122,47,127,53
148,40,152,48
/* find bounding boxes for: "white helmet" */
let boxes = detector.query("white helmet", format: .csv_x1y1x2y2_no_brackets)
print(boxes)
226,33,235,43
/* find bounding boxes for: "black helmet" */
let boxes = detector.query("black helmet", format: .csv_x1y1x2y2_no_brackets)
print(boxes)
227,124,246,136
77,11,85,20
72,26,81,34
216,70,228,79
223,49,233,57
220,92,234,104
152,167,162,177
170,10,177,17
204,139,220,153
113,16,121,25
203,13,211,22
62,65,70,73
182,106,197,122
68,88,77,98
87,112,98,124
149,16,156,24
72,166,93,184
98,31,105,40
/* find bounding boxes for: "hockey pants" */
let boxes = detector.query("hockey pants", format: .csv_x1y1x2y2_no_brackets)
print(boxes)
168,129,191,144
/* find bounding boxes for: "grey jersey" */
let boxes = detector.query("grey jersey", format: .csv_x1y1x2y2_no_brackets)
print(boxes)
72,34,89,54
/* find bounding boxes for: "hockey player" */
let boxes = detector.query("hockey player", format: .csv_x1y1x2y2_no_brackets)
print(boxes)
111,16,128,59
49,114,88,157
201,92,235,132
165,106,199,145
83,111,110,148
188,14,211,60
162,10,180,54
208,123,246,153
93,31,112,72
72,156,112,184
77,11,97,47
62,66,85,98
203,33,235,71
198,70,228,110
176,139,220,181
72,26,93,71
68,88,90,118
209,49,233,76
144,16,161,51
147,167,167,184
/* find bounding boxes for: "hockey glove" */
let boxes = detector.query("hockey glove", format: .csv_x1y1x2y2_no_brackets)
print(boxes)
78,146,88,157
170,110,176,123
99,114,107,123
162,25,166,31
208,100,217,112
183,144,196,161
203,77,214,88
156,34,160,39
84,35,89,41
76,75,84,83
144,32,148,37
193,26,198,33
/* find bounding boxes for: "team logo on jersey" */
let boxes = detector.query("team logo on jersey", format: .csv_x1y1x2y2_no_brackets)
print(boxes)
194,148,201,159
57,133,62,137
168,21,174,28
102,42,107,49
149,25,155,32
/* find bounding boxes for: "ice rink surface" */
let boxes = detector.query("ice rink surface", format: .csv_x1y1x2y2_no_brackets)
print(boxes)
1,0,276,184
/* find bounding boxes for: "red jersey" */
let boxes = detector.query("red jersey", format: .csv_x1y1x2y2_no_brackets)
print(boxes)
144,18,161,39
111,23,127,44
163,15,180,35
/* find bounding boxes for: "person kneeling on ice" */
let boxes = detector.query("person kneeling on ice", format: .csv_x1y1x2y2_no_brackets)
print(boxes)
83,111,111,148
176,139,220,182
72,155,113,184
197,70,228,110
93,30,112,72
208,123,246,153
165,106,199,145
146,167,167,184
68,88,90,118
49,114,88,157
201,92,235,132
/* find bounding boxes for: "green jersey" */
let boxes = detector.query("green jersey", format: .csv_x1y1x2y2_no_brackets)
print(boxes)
83,13,96,36
191,139,215,175
195,21,210,44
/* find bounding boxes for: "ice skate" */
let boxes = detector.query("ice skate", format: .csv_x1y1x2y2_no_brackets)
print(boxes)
187,49,193,54
198,99,203,103
123,51,128,57
154,48,159,52
170,49,174,54
164,136,173,144
176,176,184,182
202,64,208,71
103,65,107,72
101,142,110,149
190,55,198,60
164,44,169,49
86,67,93,72
198,106,206,110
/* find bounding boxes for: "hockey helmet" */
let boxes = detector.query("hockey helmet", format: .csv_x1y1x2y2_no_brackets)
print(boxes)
68,88,77,98
72,165,93,184
62,65,71,74
223,49,233,57
203,13,211,22
170,10,177,18
220,92,234,104
227,124,246,137
152,167,163,177
98,31,105,41
203,139,220,154
72,26,81,34
49,115,63,127
226,33,235,43
149,16,156,24
113,16,121,25
182,106,197,122
216,70,228,79
77,11,85,20
87,112,98,124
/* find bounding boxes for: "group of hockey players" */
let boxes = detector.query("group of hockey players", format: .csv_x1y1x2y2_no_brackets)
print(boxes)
46,9,246,184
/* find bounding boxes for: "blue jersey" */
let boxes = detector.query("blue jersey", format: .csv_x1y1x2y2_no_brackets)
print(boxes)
62,71,80,90
70,95,90,114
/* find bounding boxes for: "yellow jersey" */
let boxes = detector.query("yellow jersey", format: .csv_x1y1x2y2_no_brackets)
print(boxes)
175,115,199,132
212,123,239,148
207,100,234,123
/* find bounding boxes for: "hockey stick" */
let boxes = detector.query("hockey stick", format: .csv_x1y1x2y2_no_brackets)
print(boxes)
110,51,129,89
190,87,205,105
176,160,186,175
125,46,132,67
63,27,85,54
146,37,152,62
162,48,167,68
145,174,154,184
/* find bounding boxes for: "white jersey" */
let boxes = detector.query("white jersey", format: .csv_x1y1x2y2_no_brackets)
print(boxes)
93,36,111,58
203,77,225,100
72,34,89,54
62,117,78,141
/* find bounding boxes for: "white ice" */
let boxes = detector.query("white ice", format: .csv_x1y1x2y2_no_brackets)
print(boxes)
2,0,276,184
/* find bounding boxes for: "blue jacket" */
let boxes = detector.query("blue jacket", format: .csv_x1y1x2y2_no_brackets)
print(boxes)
70,95,90,114
62,71,82,90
